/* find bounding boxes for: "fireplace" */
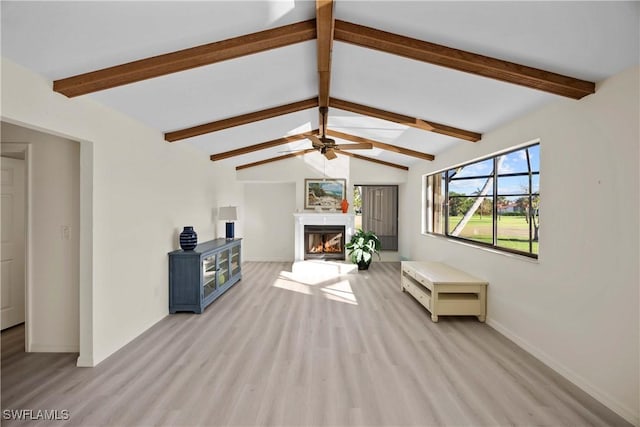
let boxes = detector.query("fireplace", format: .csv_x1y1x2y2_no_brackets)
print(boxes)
293,213,354,262
304,225,345,260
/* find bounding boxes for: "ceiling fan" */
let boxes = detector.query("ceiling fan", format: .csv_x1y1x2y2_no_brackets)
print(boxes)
287,107,373,160
303,132,372,160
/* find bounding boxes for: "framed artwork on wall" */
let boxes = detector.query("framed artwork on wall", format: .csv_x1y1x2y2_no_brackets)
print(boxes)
304,178,346,210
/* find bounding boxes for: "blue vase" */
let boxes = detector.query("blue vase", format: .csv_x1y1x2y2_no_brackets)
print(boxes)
180,226,198,251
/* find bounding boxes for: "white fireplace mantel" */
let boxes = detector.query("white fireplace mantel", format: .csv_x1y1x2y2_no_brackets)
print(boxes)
293,212,355,261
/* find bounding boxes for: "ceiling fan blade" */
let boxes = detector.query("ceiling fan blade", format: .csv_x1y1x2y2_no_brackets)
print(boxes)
305,133,325,148
278,148,312,155
324,148,337,160
334,143,373,150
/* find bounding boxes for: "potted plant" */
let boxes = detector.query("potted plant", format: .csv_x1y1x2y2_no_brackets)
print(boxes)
346,229,381,270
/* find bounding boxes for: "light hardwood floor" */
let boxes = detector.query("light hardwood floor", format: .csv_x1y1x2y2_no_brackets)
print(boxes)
1,262,630,426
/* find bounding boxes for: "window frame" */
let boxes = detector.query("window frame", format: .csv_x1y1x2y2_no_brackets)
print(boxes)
424,142,540,259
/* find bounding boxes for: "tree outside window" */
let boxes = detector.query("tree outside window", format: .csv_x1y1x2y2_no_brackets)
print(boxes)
425,143,540,258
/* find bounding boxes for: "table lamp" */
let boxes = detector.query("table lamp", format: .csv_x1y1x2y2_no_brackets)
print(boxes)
219,206,238,240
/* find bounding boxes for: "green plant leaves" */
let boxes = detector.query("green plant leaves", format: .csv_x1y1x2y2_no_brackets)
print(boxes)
346,228,381,263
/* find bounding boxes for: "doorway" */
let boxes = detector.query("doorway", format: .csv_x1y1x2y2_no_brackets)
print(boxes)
1,123,84,360
354,185,399,251
1,121,93,366
1,154,26,330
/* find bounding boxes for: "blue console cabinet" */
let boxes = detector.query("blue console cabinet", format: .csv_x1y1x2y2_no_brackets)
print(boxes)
168,238,242,313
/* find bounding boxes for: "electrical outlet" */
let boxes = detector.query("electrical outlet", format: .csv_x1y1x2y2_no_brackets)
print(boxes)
61,225,71,240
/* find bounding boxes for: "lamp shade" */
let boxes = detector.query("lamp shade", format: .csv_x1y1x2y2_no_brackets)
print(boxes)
218,206,238,221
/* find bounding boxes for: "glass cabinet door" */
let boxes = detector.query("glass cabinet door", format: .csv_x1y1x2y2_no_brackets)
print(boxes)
231,244,241,277
202,254,217,298
217,249,230,288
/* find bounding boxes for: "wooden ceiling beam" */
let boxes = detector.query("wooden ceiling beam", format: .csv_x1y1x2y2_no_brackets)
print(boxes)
326,129,434,161
210,130,318,161
336,150,408,171
235,147,408,171
316,0,335,136
54,20,317,97
165,98,319,142
236,149,316,171
334,20,595,99
331,98,481,142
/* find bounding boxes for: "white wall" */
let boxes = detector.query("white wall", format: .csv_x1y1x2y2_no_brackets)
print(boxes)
244,183,296,261
212,163,245,241
6,49,633,423
403,66,639,424
0,55,409,363
231,150,408,261
2,124,80,352
1,58,221,366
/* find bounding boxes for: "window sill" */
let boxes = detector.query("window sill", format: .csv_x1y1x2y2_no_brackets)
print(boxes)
421,232,540,264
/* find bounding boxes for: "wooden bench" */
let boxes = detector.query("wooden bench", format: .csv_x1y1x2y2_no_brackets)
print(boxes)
401,261,488,322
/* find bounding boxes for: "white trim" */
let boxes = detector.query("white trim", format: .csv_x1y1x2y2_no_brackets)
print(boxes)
293,212,355,262
421,232,540,264
1,143,32,351
76,354,95,367
487,318,638,426
243,257,292,262
77,140,94,368
422,174,430,235
29,343,79,353
25,144,33,352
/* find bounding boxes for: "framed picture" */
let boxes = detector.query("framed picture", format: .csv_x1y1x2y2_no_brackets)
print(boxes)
304,178,346,210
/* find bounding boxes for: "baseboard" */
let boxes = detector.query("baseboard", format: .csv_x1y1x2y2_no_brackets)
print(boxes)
487,318,638,426
243,257,294,262
29,343,79,353
76,354,95,367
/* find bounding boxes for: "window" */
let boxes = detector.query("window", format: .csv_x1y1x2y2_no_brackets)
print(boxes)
425,143,540,258
354,185,398,251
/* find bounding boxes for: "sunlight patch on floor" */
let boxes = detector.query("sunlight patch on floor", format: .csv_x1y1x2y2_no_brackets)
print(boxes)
321,280,358,305
272,277,312,295
273,261,359,305
289,260,357,284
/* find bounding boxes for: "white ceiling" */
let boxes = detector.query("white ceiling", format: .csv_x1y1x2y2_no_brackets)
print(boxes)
2,1,639,168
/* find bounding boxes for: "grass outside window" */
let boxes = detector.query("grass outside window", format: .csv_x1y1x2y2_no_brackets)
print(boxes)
425,143,540,258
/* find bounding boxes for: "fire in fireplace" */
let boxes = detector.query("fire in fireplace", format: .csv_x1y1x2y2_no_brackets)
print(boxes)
304,225,345,260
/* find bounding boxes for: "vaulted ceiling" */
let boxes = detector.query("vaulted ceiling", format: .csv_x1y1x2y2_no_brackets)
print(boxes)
2,1,638,169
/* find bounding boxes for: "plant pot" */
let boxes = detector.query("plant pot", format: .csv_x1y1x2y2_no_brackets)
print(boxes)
357,260,371,270
179,226,198,251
